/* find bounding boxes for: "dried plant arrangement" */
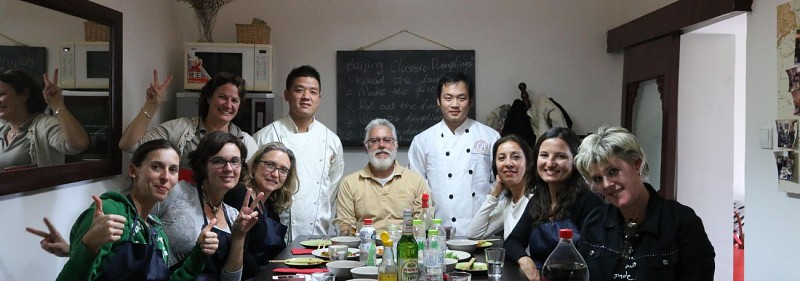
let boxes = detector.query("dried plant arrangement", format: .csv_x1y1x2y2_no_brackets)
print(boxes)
178,0,237,42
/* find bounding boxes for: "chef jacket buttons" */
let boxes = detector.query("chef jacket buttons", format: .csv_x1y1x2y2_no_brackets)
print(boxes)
471,192,476,197
448,173,452,178
662,259,669,266
466,148,471,153
451,217,457,222
446,151,450,156
441,133,444,138
449,194,454,199
468,170,473,175
465,129,470,133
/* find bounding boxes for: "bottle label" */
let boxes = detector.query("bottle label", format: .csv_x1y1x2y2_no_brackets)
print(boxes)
400,260,419,281
379,273,398,281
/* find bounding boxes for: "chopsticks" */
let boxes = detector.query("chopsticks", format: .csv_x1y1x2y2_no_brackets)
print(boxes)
317,239,329,250
270,259,329,264
465,257,476,270
477,238,501,243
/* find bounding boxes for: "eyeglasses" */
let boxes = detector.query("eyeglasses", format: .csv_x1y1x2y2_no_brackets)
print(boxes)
365,137,396,146
208,157,242,169
257,160,290,176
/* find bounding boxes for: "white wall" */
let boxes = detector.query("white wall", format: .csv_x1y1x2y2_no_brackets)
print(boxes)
0,0,181,280
678,33,736,281
747,0,800,279
0,0,677,279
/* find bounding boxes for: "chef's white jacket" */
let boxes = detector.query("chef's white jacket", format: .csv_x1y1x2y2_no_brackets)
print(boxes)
408,118,500,232
254,116,344,240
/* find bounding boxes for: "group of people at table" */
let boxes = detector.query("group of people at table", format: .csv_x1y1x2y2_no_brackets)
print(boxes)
7,65,715,281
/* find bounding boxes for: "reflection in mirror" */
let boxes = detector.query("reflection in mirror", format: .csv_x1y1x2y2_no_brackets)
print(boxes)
631,78,662,191
0,0,109,167
0,0,121,195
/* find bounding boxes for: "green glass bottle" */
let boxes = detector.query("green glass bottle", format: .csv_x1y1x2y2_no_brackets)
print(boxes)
397,209,419,281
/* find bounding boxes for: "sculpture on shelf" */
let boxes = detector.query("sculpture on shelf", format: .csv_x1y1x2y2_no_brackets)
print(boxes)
178,0,236,42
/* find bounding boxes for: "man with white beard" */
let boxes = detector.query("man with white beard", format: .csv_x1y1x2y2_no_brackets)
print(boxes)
333,118,431,233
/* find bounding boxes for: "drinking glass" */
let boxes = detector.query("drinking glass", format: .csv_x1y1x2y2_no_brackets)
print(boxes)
448,271,471,281
485,248,505,279
310,272,335,281
445,226,457,240
328,244,349,261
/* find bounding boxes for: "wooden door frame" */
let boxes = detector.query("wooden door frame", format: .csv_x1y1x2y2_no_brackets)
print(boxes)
609,0,751,199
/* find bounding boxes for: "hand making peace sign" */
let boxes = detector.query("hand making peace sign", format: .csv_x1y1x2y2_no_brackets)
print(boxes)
145,69,173,108
231,188,265,239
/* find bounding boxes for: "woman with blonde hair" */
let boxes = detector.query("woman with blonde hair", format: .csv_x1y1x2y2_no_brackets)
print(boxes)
574,126,714,281
227,142,298,279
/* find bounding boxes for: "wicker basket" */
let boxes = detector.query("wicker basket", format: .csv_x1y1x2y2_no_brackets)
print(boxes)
84,21,110,42
236,23,270,44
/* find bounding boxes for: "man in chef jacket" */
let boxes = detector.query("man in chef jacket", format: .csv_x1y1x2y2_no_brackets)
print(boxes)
254,65,344,241
408,72,500,232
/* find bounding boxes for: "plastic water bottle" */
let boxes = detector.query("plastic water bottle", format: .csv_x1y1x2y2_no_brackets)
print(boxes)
388,223,402,262
424,229,445,281
413,219,426,274
430,218,447,246
359,218,377,266
541,229,589,281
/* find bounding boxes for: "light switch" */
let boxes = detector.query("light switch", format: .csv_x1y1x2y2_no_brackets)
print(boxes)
760,127,772,149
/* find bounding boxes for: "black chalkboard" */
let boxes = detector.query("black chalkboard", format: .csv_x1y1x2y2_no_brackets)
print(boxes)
0,46,47,86
336,50,476,146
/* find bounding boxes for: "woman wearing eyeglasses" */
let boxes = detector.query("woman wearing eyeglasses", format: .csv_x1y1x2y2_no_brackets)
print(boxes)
225,142,298,278
151,131,264,281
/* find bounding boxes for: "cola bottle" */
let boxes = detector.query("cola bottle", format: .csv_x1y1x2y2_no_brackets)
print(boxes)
541,229,589,281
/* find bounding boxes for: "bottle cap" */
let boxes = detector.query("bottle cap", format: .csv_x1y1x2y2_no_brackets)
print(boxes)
428,229,439,236
432,218,442,225
422,193,430,207
559,228,573,239
384,239,393,247
412,219,422,225
364,218,373,225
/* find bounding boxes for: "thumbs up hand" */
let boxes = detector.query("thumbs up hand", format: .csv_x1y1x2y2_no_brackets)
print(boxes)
197,218,219,256
80,195,127,254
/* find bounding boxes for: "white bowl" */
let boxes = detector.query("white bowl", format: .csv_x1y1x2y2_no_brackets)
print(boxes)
446,239,478,253
330,236,361,248
445,258,458,272
326,260,361,280
351,266,379,279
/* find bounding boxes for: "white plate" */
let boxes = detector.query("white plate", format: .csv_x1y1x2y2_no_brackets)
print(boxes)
445,250,471,261
311,247,359,260
300,239,332,249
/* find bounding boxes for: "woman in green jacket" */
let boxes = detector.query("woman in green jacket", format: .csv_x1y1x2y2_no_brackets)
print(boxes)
54,139,221,280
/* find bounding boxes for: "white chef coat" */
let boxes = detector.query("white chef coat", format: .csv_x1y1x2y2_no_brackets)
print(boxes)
253,116,344,240
408,118,500,232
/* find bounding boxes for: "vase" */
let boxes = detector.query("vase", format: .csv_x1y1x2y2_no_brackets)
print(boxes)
194,7,219,42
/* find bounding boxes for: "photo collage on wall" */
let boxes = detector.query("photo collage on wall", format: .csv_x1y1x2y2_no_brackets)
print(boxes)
776,1,800,187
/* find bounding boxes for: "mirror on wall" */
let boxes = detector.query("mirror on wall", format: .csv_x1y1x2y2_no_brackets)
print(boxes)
631,78,663,191
0,0,121,195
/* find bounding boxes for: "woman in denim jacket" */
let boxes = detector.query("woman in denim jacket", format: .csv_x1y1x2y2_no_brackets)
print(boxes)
574,126,715,281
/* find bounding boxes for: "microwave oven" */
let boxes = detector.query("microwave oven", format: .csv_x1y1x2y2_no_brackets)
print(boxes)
62,90,110,162
184,42,273,92
59,42,110,89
